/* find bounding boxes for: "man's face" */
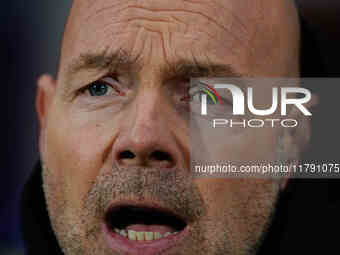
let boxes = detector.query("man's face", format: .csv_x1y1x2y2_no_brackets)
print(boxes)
38,0,301,254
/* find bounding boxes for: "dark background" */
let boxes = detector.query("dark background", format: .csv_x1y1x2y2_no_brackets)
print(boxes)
3,0,340,254
4,2,72,253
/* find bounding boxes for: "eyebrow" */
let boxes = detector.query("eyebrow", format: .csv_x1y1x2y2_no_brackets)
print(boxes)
66,48,134,77
164,59,243,79
63,48,244,93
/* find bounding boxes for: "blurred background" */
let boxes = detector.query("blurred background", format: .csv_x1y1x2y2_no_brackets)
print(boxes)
4,1,72,254
3,0,340,254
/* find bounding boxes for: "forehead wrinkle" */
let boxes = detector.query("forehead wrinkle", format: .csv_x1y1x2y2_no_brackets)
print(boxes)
61,0,258,79
78,1,251,48
61,0,299,84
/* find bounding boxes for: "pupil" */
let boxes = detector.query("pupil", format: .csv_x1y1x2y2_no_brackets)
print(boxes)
89,82,108,96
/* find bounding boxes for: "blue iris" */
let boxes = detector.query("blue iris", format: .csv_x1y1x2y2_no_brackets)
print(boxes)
88,81,109,96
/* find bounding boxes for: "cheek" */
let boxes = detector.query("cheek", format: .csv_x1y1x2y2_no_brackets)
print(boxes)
196,179,278,246
210,128,279,165
44,109,117,210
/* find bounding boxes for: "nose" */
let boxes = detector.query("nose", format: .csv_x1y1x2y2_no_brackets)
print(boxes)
116,144,175,168
112,89,183,169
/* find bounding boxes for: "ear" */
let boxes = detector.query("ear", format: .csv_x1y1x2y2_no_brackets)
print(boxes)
36,74,57,152
279,93,319,190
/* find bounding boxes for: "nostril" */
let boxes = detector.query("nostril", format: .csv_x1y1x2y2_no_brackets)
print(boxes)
149,150,173,162
116,149,175,167
118,150,136,160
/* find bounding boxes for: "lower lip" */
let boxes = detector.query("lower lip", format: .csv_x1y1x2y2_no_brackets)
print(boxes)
102,223,189,255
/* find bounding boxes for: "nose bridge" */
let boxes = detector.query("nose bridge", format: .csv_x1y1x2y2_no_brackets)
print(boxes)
112,83,181,169
130,87,163,150
132,67,166,127
135,86,162,126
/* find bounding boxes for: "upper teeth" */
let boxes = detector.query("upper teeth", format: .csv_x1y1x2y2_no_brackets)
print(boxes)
114,229,177,241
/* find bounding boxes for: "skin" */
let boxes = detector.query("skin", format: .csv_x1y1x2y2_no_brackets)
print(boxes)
36,0,317,254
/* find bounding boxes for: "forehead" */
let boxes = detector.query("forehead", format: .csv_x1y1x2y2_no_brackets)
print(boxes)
59,0,297,78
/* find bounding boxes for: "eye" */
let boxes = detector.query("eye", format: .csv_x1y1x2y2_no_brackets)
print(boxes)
88,81,110,96
84,77,124,97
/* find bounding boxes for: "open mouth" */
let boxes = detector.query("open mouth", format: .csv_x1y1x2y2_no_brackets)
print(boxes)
105,204,187,242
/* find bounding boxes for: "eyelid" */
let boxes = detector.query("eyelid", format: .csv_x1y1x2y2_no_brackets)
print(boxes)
88,76,119,90
101,76,118,84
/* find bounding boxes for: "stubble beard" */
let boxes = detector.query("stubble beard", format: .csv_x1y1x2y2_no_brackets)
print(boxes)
42,138,287,255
